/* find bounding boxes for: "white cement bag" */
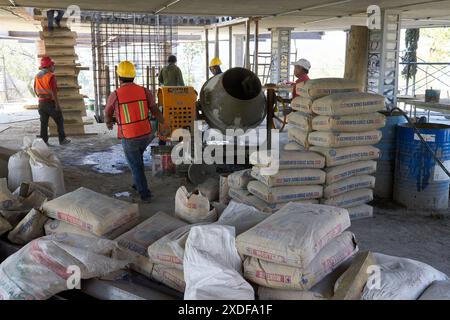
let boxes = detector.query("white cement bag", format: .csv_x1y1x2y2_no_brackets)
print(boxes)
228,188,319,214
296,78,361,99
325,160,377,184
324,175,376,198
347,204,373,220
7,208,48,245
0,233,129,300
287,112,313,131
250,150,325,170
291,96,314,114
42,187,139,237
236,202,351,269
243,231,358,290
174,186,217,224
0,215,12,236
184,225,255,300
247,180,323,204
310,146,380,167
288,126,310,148
283,142,303,151
251,166,325,187
308,130,382,148
115,212,187,277
322,188,373,208
361,253,449,300
197,177,219,202
419,280,450,300
216,201,270,235
312,92,385,116
219,174,231,205
7,151,32,191
312,113,386,132
148,224,199,270
227,169,253,189
152,264,186,292
27,139,65,197
0,178,19,210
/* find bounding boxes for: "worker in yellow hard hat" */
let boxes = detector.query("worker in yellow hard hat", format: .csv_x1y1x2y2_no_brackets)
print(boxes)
104,60,168,203
209,57,223,76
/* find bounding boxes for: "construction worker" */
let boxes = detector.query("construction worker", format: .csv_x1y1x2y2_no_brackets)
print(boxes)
209,57,223,76
158,55,185,86
47,9,65,32
104,61,168,203
34,56,70,146
290,58,311,99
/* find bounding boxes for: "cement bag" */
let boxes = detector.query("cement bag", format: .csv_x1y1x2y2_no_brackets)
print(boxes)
227,169,253,189
251,166,325,187
44,219,95,238
296,78,361,99
14,181,55,200
21,190,48,210
284,142,303,151
148,224,199,270
115,212,187,277
152,264,186,292
219,174,231,205
308,130,382,148
0,208,30,228
288,126,310,148
324,175,376,198
184,225,255,300
419,280,450,300
250,150,325,169
312,113,386,132
0,233,129,300
27,139,65,197
0,178,19,210
243,231,358,290
347,204,373,220
7,208,48,245
0,215,12,236
216,201,270,235
236,202,351,269
197,177,219,202
175,186,217,224
247,180,323,204
7,151,32,191
41,187,139,237
325,160,377,184
229,188,318,214
322,188,373,208
310,146,380,167
287,112,313,131
312,92,384,116
361,253,449,300
291,96,314,114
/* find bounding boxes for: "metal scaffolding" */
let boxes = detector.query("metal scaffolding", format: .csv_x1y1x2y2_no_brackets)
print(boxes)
90,13,178,118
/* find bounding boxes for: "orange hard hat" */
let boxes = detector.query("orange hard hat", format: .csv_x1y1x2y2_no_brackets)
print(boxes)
40,56,54,69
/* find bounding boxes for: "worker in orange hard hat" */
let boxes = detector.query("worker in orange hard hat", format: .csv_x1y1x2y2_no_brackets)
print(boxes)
209,57,223,76
104,60,168,203
34,56,70,146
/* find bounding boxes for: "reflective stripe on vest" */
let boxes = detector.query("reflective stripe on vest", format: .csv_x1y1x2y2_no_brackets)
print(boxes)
116,84,152,139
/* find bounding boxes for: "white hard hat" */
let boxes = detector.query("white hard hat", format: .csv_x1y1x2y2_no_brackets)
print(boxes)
292,58,311,70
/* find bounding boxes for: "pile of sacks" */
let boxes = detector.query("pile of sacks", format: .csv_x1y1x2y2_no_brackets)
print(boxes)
290,78,386,219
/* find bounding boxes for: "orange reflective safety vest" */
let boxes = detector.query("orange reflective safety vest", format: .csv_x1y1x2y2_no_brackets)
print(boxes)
116,83,152,139
34,69,54,100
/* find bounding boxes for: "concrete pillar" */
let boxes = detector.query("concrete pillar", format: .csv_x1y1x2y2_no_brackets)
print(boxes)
270,28,293,84
234,35,244,68
344,25,369,92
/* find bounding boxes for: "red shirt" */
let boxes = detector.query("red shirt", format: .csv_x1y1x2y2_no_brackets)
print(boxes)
104,83,158,139
292,74,310,99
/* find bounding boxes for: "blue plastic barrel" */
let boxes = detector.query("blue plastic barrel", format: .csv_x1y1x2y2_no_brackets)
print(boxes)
393,123,450,210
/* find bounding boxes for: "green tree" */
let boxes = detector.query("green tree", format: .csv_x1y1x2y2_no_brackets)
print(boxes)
420,28,450,62
179,42,203,86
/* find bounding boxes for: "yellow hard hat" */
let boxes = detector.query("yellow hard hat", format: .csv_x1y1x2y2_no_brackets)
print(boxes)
117,61,136,78
209,57,222,67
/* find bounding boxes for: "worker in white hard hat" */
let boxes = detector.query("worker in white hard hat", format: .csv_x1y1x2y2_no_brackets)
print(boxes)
291,58,311,98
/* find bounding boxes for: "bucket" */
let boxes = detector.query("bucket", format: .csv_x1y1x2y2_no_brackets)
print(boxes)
393,123,450,210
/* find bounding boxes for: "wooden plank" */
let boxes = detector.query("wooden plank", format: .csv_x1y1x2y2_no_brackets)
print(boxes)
41,47,76,56
40,30,77,39
44,38,77,48
344,25,369,92
55,76,78,87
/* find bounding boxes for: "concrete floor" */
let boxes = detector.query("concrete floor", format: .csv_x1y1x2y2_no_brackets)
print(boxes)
1,117,450,276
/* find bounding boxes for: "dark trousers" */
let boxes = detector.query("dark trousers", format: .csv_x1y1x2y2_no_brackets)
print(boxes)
38,100,66,143
122,136,151,198
47,10,64,29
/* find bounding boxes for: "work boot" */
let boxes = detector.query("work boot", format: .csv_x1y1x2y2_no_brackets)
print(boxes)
60,138,71,145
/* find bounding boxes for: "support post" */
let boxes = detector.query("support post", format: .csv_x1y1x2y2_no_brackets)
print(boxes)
146,66,150,89
205,28,209,79
270,28,293,84
244,18,251,70
266,88,275,150
344,25,369,92
214,26,219,58
234,35,244,68
254,19,259,76
229,26,232,69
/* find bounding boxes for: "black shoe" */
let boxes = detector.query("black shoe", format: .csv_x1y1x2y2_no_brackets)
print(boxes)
60,138,71,145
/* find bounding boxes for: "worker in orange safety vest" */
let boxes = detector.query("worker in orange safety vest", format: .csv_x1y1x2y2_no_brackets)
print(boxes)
104,60,168,203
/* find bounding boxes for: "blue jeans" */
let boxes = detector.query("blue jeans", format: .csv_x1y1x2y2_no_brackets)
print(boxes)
47,10,65,29
122,136,151,198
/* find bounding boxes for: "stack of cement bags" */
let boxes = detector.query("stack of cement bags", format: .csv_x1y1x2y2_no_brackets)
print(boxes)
293,78,386,220
236,202,358,298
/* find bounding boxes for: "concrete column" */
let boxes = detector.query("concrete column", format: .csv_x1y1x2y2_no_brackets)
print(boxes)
270,27,293,84
234,34,244,68
345,25,369,92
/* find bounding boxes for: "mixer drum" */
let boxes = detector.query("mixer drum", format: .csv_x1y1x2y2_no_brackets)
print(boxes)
199,67,266,134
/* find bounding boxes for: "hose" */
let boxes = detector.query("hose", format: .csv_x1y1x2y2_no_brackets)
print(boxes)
389,107,450,178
